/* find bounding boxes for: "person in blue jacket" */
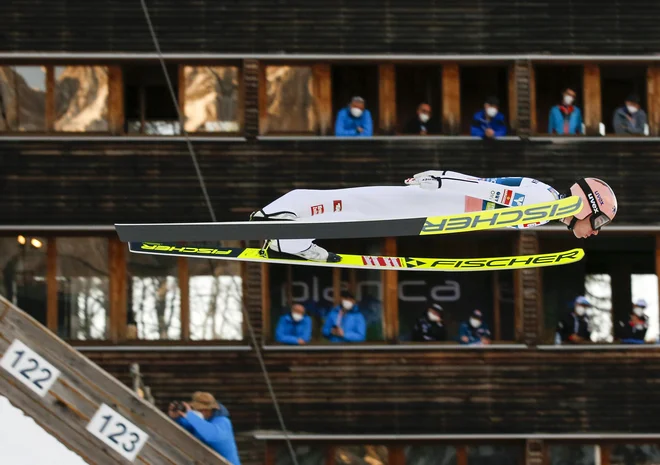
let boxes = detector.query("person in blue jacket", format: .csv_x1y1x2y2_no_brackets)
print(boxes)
334,96,373,137
169,392,241,465
548,87,583,135
322,290,366,343
470,96,507,138
458,309,492,345
275,303,312,345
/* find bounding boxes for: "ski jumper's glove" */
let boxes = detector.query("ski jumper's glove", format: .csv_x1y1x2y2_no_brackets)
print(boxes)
404,170,444,190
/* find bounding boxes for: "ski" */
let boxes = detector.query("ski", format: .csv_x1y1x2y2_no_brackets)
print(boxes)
116,196,582,242
128,241,585,272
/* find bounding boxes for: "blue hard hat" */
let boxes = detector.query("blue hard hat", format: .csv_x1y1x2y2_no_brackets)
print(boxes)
574,295,591,306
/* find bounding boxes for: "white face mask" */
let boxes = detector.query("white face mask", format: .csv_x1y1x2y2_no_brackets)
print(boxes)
627,105,638,114
633,307,644,317
563,95,574,105
427,311,440,322
486,107,498,118
350,107,363,118
419,113,430,123
575,305,586,316
341,299,353,310
469,318,481,328
291,312,303,322
191,410,204,419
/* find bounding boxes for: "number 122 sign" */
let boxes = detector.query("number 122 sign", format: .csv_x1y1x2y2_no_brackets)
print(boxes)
1,339,61,397
86,404,149,462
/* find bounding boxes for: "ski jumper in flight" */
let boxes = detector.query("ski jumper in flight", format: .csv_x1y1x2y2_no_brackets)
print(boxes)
250,170,618,262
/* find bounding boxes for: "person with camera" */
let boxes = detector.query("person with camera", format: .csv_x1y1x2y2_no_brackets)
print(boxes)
168,391,241,465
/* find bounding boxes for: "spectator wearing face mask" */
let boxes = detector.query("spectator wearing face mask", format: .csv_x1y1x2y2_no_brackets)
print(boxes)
555,295,592,344
411,303,447,342
402,102,440,135
548,88,583,135
275,303,312,345
470,96,507,139
334,96,373,137
613,94,647,135
458,309,492,345
322,290,366,343
616,298,649,344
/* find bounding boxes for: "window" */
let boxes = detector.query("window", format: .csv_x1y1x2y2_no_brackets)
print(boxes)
342,267,384,342
0,66,46,131
631,274,659,342
56,237,109,340
404,445,457,465
127,253,181,340
54,66,109,132
459,65,509,135
395,65,442,134
274,444,326,465
600,65,648,136
0,236,48,325
548,445,598,465
610,444,660,465
335,445,388,465
124,64,180,135
331,64,379,133
264,66,316,134
466,445,524,465
188,252,243,340
533,65,584,135
584,273,613,343
183,66,239,133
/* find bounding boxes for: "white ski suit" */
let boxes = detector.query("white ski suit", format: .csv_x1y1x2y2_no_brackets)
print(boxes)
256,170,562,254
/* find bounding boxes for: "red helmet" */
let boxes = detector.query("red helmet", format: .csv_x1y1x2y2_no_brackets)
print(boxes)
569,178,617,230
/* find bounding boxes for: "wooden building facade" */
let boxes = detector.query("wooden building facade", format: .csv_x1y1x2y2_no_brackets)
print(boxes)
3,1,660,464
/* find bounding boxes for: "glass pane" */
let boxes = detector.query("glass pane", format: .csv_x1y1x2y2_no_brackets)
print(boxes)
127,120,181,135
274,444,326,465
405,445,457,465
54,66,109,132
0,66,46,131
127,253,181,340
467,445,524,465
631,274,659,342
611,444,660,465
0,236,48,325
188,246,243,340
585,273,613,342
548,445,597,465
265,66,316,133
56,238,109,340
335,445,388,465
184,66,239,132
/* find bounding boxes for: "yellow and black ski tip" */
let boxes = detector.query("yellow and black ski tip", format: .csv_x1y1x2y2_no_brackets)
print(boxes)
128,242,585,272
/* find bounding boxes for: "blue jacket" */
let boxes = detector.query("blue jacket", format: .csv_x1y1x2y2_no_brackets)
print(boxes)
334,107,373,136
458,322,492,345
470,110,507,138
548,105,583,134
175,406,241,465
322,306,366,342
275,313,312,344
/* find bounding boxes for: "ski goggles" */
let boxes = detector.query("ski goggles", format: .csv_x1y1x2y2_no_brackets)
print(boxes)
576,178,612,230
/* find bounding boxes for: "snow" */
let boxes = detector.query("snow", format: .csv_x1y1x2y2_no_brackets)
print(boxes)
0,395,88,465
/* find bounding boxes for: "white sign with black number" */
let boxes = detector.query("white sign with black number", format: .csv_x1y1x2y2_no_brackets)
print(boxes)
86,403,149,462
0,339,61,397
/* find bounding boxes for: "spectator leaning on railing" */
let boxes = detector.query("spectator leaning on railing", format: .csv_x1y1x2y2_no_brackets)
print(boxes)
169,392,241,465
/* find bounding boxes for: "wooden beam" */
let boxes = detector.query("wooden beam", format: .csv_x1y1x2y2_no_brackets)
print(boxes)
46,238,57,335
493,271,502,342
378,64,396,135
526,439,544,465
508,64,518,134
108,237,127,343
383,237,399,342
258,63,269,135
388,446,405,465
441,63,461,135
457,446,468,465
529,63,538,135
178,257,189,341
45,65,55,132
647,65,660,136
583,63,602,136
261,263,271,343
107,66,124,135
312,64,333,135
178,64,186,129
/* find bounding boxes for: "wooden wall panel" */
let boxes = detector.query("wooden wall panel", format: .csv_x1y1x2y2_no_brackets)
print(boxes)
108,66,124,135
441,64,461,135
647,66,660,137
378,64,396,135
515,231,541,345
243,59,260,139
312,64,333,135
583,64,602,136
